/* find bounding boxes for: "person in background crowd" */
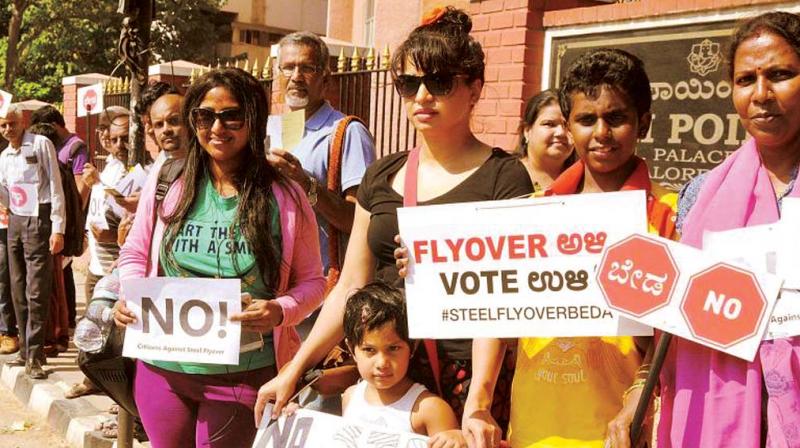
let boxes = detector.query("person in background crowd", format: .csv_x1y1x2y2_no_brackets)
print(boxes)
662,11,800,447
114,67,325,447
266,29,376,413
26,123,70,356
30,106,89,333
254,7,533,432
267,31,375,276
0,166,15,355
31,106,90,204
64,107,131,399
514,89,576,193
0,104,66,379
134,81,182,166
82,109,130,299
459,48,678,448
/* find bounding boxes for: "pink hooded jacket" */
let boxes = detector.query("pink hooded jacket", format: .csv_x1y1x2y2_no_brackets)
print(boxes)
118,162,326,369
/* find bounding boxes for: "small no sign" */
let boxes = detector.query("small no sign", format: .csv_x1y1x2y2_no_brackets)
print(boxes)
77,83,104,117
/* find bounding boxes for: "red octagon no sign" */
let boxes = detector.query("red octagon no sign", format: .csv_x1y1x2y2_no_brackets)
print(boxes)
680,263,768,348
597,234,679,317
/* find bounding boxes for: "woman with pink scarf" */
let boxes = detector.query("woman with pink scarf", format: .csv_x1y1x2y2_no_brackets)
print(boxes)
662,12,800,447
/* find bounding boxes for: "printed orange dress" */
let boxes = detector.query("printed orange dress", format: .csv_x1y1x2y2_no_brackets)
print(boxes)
508,157,678,448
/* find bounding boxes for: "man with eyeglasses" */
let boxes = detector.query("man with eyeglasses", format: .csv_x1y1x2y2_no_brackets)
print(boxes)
267,31,375,280
0,104,66,379
81,109,130,300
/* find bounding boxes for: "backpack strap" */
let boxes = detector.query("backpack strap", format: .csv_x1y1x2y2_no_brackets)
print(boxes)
146,158,186,275
324,116,366,291
63,136,87,171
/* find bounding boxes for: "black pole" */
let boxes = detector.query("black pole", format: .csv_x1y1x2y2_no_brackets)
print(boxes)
630,333,672,446
85,110,91,160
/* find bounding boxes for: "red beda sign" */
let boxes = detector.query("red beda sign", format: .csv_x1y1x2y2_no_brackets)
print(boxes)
680,263,767,348
598,234,679,317
596,233,781,361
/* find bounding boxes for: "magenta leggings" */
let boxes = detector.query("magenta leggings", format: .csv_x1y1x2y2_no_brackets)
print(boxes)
134,360,276,448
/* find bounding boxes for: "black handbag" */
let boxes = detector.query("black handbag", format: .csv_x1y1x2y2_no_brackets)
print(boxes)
78,322,139,418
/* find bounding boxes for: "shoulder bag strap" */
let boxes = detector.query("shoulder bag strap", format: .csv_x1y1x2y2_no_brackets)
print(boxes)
325,116,365,291
402,147,443,397
145,158,185,275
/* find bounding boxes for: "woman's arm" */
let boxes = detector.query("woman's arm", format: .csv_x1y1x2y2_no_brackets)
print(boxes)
254,203,376,425
462,338,507,448
605,336,654,448
274,182,326,327
117,160,161,281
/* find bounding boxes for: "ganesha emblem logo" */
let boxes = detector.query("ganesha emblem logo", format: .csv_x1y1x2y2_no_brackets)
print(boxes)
687,39,722,77
10,186,27,208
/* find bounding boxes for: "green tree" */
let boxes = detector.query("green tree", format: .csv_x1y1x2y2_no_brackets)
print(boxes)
1,0,226,103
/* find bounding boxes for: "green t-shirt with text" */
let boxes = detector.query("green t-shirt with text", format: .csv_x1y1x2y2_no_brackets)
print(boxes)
153,175,282,374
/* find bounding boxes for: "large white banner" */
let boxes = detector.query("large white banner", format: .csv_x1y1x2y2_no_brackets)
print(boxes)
253,407,428,448
397,191,652,339
122,278,242,365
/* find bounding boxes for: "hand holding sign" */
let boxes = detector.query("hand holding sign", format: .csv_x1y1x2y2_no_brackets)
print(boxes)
121,278,243,365
229,296,284,333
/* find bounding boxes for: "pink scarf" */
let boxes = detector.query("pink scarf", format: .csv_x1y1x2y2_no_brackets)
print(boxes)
660,139,800,447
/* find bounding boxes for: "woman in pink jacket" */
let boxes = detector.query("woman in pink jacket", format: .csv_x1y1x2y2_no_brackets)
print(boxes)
114,68,325,448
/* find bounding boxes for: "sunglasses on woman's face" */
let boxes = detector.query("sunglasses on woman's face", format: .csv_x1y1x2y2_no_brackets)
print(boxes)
190,107,246,131
394,73,465,98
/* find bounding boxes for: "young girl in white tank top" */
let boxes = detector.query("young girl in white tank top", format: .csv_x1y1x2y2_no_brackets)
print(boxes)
341,283,464,445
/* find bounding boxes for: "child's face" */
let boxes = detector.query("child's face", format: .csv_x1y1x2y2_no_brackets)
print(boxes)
567,85,650,175
352,322,412,391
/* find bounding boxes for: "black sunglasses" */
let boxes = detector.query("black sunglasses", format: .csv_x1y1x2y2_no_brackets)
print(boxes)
190,107,246,131
394,73,465,98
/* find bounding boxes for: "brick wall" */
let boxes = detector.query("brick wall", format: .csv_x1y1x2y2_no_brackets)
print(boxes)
470,0,543,150
543,0,787,27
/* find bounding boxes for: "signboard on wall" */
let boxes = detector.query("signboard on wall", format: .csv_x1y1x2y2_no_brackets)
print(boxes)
548,21,745,190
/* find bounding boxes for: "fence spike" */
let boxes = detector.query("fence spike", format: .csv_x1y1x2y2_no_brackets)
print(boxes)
216,60,222,69
243,59,250,72
251,59,259,78
366,47,375,70
337,48,346,73
350,47,361,72
381,44,390,69
189,68,197,84
263,55,272,79
122,77,130,93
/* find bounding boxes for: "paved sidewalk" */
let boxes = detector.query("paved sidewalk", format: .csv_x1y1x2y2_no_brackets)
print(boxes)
0,262,147,448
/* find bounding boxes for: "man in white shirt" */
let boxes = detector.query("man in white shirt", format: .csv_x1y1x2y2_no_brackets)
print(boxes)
81,108,130,298
0,105,65,379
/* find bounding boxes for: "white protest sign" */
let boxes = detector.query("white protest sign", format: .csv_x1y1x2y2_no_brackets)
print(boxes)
0,89,12,118
778,198,800,289
253,406,428,448
77,83,104,117
9,183,39,217
766,290,800,340
704,222,800,340
108,164,149,217
398,190,652,339
597,233,782,361
86,185,110,230
122,277,242,365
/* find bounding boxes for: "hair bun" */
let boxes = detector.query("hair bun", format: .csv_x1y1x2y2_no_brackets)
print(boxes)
419,6,472,35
